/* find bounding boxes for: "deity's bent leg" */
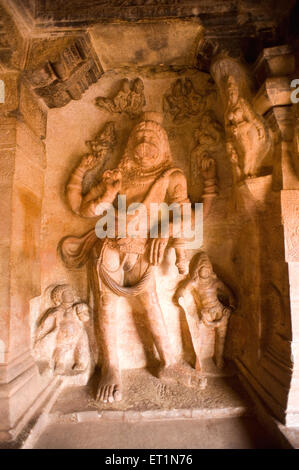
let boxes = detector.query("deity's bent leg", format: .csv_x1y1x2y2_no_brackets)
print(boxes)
97,291,122,403
189,320,208,372
137,286,174,368
52,346,69,375
73,333,89,372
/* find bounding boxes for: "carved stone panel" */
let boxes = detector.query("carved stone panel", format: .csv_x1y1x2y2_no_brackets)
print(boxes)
25,37,103,108
163,78,214,123
96,78,146,118
34,284,91,377
175,250,235,372
41,64,258,412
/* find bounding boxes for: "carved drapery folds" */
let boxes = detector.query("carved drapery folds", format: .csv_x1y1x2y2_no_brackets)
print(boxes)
25,37,103,108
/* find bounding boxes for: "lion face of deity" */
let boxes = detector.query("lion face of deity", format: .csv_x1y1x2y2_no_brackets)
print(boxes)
132,128,162,168
119,117,173,176
198,264,213,280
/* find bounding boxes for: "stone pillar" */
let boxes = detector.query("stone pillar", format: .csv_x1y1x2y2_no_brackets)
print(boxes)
0,25,103,441
236,45,299,425
0,71,52,441
279,104,299,425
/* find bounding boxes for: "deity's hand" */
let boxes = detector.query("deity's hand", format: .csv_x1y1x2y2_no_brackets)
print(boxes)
175,247,189,275
102,169,122,194
200,154,216,180
173,287,185,305
150,238,168,266
176,259,189,275
76,303,89,323
80,154,98,171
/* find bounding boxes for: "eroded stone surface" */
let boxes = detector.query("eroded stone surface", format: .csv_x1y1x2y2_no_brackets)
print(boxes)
51,365,247,416
0,0,299,446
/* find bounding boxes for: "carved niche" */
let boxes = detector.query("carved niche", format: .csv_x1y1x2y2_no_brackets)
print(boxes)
190,110,223,205
59,112,208,404
25,37,103,108
211,53,274,181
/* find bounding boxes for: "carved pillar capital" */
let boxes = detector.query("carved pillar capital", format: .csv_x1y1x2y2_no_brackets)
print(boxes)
24,35,103,109
252,45,299,189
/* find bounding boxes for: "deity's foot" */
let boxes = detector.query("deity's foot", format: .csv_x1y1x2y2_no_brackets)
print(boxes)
158,362,207,390
96,367,122,403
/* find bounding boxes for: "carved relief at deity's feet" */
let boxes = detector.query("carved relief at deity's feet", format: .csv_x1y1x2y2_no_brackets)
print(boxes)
158,362,207,390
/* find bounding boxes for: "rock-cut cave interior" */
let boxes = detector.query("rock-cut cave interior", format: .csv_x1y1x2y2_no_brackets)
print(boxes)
0,0,299,450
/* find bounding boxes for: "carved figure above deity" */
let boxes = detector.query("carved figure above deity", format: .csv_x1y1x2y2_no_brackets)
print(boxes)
34,285,90,376
59,112,205,404
80,121,117,195
85,121,117,171
86,121,117,160
175,251,236,371
211,54,273,181
96,78,146,118
164,78,211,123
